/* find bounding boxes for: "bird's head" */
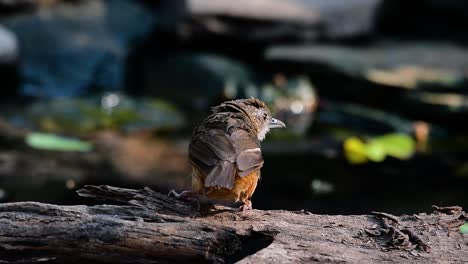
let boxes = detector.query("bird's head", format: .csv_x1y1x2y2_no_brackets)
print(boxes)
213,98,286,141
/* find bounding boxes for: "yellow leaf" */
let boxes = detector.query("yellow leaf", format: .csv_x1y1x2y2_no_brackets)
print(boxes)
344,137,368,164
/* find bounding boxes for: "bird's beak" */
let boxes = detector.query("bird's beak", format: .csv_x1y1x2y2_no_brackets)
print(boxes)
268,118,286,129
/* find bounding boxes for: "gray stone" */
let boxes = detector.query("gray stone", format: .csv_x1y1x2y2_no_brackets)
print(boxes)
266,42,468,126
140,53,256,112
158,0,382,40
266,42,468,88
2,0,155,97
0,25,19,97
0,25,17,64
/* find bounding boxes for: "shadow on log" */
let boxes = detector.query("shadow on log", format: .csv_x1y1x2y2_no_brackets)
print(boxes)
0,185,466,263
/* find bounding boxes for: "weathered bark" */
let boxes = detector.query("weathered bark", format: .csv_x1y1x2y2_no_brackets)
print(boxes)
0,185,466,263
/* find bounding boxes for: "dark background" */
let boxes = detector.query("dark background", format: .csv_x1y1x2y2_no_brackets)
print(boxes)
0,0,467,215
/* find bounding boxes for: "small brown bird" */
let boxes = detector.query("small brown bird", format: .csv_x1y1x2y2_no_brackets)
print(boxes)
170,98,285,210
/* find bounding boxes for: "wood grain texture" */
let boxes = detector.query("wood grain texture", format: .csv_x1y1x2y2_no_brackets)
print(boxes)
0,185,466,263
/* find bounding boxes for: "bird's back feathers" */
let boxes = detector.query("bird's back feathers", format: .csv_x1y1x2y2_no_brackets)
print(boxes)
189,107,264,190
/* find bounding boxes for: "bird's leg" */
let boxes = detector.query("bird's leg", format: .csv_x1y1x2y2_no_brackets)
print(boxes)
239,200,252,213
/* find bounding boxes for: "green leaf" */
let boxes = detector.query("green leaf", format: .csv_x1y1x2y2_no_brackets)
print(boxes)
461,223,468,234
369,133,415,160
26,133,93,152
366,141,386,162
344,133,415,164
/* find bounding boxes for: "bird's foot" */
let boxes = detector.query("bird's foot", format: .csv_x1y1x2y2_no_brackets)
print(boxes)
239,200,252,213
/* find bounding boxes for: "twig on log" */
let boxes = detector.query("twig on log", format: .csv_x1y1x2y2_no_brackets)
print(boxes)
401,228,431,253
371,211,432,252
371,211,400,224
77,185,197,217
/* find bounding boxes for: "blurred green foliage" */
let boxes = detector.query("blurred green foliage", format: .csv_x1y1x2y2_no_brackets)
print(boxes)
26,132,93,152
460,223,468,234
344,133,415,164
9,95,185,135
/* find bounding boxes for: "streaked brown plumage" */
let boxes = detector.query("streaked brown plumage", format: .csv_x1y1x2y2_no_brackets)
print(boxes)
171,98,285,210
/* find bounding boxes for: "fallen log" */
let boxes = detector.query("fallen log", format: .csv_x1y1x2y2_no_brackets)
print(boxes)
0,185,466,263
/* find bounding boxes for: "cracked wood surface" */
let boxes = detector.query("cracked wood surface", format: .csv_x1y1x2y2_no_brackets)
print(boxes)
0,185,466,263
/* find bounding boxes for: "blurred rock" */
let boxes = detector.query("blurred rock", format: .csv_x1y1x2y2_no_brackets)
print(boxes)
2,0,155,98
139,53,256,113
0,25,17,63
0,25,19,98
138,52,317,135
266,42,468,85
318,100,417,136
366,66,461,89
157,0,382,41
265,42,468,129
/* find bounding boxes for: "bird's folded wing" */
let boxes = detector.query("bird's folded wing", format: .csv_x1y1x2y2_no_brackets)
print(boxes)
236,148,264,176
189,129,237,189
204,161,236,189
189,128,263,189
231,129,264,177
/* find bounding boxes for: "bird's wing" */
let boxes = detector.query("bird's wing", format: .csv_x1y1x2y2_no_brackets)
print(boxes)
189,128,263,189
231,129,264,177
189,129,237,189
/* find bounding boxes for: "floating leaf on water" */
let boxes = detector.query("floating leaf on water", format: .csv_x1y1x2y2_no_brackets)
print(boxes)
26,132,93,152
343,137,367,164
344,133,415,164
369,134,415,160
365,141,386,162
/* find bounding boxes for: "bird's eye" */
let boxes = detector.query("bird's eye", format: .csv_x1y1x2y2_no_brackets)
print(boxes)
263,113,267,120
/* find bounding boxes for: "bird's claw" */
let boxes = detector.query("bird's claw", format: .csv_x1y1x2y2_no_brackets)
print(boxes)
239,201,252,214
